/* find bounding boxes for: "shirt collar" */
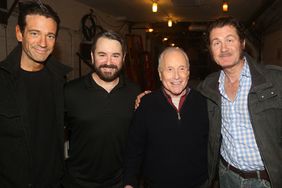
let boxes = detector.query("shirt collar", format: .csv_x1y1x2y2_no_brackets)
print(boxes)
218,57,250,85
162,87,190,111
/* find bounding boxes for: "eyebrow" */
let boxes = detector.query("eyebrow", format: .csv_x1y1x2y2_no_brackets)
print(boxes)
27,29,56,35
112,52,121,56
211,34,237,42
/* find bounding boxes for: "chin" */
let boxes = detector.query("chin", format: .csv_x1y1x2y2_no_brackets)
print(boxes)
170,90,184,96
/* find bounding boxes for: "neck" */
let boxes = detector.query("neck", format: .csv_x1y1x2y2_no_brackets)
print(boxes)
92,73,119,93
223,59,245,83
20,61,44,72
20,52,45,71
164,88,187,99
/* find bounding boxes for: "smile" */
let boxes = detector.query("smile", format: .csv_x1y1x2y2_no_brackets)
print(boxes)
170,81,182,85
34,48,48,54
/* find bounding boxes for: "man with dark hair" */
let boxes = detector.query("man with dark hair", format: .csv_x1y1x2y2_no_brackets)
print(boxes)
198,16,282,188
0,1,71,187
63,30,140,188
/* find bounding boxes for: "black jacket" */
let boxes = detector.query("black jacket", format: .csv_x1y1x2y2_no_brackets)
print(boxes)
198,54,282,188
124,89,209,188
0,44,72,187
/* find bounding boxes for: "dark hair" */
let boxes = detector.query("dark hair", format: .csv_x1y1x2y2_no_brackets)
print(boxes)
18,1,60,33
91,31,127,55
206,16,246,46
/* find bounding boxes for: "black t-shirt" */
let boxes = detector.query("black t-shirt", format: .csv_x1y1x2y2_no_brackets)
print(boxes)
63,74,140,187
20,67,57,186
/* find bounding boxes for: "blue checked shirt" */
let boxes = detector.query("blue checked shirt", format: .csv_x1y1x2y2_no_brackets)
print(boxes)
219,59,265,171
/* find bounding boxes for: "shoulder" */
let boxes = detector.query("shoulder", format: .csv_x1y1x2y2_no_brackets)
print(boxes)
0,60,8,75
264,64,282,74
123,78,142,94
188,89,207,105
246,54,282,76
263,65,282,84
190,89,206,99
252,62,282,79
135,90,163,114
47,57,72,76
140,90,162,106
64,74,89,91
203,71,220,83
197,71,220,93
64,75,91,102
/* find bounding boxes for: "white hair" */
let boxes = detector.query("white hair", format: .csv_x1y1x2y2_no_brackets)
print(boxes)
158,47,190,72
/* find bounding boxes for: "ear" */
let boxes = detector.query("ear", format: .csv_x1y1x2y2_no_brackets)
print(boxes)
242,39,246,49
91,52,94,64
15,25,23,42
158,70,162,81
122,53,126,63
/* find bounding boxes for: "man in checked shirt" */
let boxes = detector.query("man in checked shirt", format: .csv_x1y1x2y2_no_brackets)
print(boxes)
199,16,282,188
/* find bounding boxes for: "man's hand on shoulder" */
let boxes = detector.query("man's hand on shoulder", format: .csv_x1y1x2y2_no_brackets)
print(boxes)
124,185,134,188
135,90,151,109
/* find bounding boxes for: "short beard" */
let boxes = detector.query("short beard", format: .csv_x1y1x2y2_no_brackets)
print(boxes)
93,64,122,82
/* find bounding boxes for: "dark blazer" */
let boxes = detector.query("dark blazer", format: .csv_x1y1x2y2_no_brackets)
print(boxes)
0,44,72,187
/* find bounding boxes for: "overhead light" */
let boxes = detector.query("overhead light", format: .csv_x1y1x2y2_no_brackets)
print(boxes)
147,28,154,32
222,1,228,12
152,1,158,13
168,19,173,27
162,37,168,41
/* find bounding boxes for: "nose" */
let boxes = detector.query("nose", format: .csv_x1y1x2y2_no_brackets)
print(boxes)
39,36,47,47
174,70,180,79
220,41,228,52
106,56,112,65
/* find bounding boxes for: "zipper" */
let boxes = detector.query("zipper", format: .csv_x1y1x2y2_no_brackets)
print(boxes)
177,112,181,120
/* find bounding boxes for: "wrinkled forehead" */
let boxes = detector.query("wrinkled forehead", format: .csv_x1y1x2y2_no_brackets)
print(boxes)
161,49,189,67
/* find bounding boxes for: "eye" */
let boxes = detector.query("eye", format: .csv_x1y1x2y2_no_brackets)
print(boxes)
213,41,220,47
227,38,233,43
167,67,173,72
47,34,56,40
113,54,120,58
29,31,39,37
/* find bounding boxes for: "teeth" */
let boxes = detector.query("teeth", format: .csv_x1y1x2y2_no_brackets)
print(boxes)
171,82,181,85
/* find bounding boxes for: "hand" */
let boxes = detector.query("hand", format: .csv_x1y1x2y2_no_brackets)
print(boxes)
124,185,134,188
135,90,151,109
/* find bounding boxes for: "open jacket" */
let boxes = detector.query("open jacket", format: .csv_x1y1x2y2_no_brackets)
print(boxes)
0,44,72,187
198,54,282,188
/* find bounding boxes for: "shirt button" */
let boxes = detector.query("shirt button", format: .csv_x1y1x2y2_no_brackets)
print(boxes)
261,95,264,99
271,91,274,95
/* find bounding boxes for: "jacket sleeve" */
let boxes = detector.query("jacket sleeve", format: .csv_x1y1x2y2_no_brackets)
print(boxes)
123,100,148,187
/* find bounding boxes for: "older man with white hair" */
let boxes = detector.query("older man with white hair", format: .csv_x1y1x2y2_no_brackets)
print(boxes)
123,47,209,188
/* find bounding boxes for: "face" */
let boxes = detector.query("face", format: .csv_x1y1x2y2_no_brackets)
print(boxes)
159,50,189,97
16,15,57,69
209,25,245,69
91,37,124,82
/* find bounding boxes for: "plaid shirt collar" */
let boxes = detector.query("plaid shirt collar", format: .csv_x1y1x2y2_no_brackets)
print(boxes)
218,57,251,94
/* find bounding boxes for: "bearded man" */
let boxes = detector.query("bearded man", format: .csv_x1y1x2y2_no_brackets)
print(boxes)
63,31,140,188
